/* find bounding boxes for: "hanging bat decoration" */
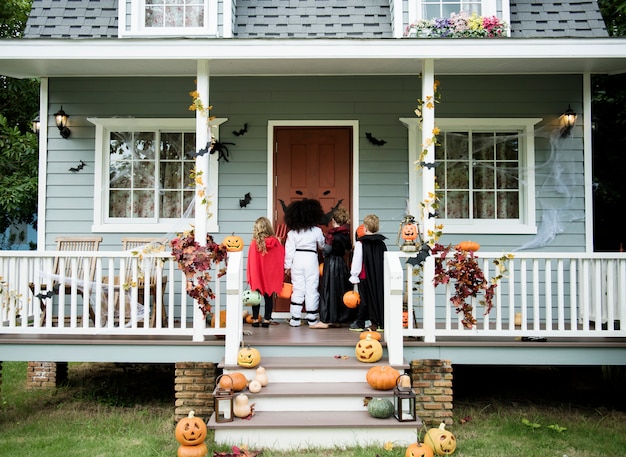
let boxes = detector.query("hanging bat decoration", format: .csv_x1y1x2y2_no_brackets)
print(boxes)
193,140,235,162
406,243,431,268
365,132,387,146
233,123,248,137
279,199,288,214
419,161,439,169
428,211,439,219
69,160,86,173
321,199,344,225
36,284,60,300
239,192,252,208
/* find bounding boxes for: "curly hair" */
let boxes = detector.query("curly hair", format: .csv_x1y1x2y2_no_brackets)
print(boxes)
252,216,275,254
284,198,324,231
331,207,350,225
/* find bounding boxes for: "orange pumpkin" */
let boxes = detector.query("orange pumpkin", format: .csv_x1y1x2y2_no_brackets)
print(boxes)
222,233,244,252
406,442,435,457
355,335,383,363
343,290,361,308
245,314,262,324
237,345,261,368
366,365,401,390
455,240,480,252
175,411,207,447
424,423,457,456
218,372,248,392
210,310,226,328
402,311,409,328
360,330,382,341
319,263,324,276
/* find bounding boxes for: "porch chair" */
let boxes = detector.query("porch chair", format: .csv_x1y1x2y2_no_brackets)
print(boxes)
120,237,169,327
31,236,103,325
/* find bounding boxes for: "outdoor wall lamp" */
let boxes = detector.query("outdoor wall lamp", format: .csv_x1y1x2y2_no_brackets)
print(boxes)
214,374,234,423
32,115,40,134
54,107,71,138
393,374,416,422
560,105,577,138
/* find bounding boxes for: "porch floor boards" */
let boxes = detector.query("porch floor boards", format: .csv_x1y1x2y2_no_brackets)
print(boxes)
1,319,624,348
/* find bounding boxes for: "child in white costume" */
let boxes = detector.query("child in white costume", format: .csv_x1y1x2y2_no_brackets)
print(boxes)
283,199,326,328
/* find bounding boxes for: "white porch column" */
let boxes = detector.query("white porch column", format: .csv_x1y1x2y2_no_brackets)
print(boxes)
421,59,437,343
193,60,210,342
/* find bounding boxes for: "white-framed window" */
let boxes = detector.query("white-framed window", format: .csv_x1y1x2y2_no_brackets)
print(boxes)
408,0,509,22
119,0,219,37
88,118,224,233
434,118,539,234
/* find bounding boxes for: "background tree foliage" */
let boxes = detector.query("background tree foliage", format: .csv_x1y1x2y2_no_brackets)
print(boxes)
593,0,626,251
0,0,38,248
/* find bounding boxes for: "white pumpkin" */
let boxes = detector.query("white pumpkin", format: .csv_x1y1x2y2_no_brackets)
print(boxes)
248,379,262,393
254,366,269,386
233,393,251,418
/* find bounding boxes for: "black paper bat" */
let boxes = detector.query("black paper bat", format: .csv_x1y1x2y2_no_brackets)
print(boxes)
428,211,439,219
233,123,248,137
193,141,235,162
419,161,439,169
406,243,431,268
365,132,387,146
239,192,252,208
36,284,60,300
69,160,86,173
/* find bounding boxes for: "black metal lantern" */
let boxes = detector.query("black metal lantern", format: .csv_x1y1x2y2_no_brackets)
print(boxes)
393,373,416,422
397,215,420,253
560,105,577,138
214,374,234,423
54,106,71,138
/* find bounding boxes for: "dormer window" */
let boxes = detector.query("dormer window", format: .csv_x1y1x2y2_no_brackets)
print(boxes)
422,0,483,19
119,0,219,37
409,0,508,22
145,0,205,28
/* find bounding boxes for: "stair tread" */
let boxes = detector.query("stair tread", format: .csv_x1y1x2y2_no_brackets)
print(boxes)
219,382,397,397
207,410,422,429
221,356,408,370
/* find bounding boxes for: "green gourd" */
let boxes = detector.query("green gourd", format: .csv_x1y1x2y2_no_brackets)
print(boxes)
367,397,394,419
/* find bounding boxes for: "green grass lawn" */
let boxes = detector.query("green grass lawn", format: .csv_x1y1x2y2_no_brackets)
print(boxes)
1,362,625,457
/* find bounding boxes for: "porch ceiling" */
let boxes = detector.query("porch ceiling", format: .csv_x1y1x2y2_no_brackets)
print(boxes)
1,37,626,78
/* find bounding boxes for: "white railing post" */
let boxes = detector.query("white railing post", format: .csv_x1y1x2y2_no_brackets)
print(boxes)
224,251,243,366
384,252,405,366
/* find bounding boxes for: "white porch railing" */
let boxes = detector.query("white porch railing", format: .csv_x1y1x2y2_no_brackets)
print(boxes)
3,250,626,367
384,251,626,365
0,250,245,364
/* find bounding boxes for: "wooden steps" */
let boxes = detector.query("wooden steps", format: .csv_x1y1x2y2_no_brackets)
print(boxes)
207,356,422,451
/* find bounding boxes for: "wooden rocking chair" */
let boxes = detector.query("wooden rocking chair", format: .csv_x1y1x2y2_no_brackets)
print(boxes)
30,236,102,325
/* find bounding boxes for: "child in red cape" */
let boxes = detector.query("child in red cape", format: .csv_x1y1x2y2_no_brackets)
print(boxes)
246,217,285,327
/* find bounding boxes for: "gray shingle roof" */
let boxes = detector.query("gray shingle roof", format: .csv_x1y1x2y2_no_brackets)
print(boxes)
509,0,609,38
23,0,608,40
24,0,119,38
234,0,392,38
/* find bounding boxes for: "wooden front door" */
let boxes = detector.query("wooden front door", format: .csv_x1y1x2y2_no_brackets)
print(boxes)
273,126,353,312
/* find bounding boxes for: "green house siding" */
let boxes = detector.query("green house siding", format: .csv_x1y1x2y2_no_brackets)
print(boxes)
44,74,584,253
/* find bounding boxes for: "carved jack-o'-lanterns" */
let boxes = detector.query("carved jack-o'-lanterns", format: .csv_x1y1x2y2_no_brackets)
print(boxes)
355,334,383,363
405,442,435,457
424,423,457,455
402,222,419,241
175,411,208,457
222,233,244,252
237,345,261,368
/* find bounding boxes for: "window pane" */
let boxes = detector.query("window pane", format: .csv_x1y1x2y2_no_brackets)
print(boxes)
473,191,494,218
110,190,131,218
145,0,205,28
438,126,522,221
446,191,469,218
